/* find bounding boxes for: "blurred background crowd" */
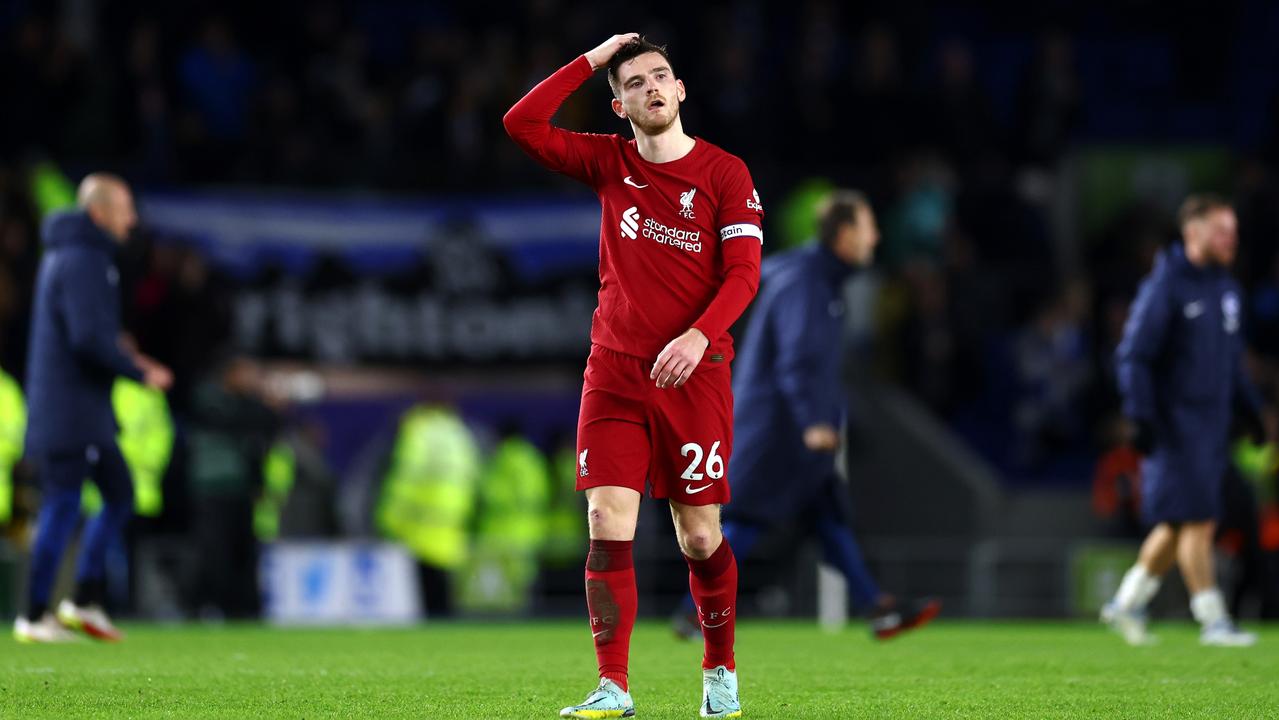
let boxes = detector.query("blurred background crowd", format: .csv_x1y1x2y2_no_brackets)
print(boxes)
3,0,1279,621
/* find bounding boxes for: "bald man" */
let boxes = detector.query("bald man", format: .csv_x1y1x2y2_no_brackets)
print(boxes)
14,174,172,644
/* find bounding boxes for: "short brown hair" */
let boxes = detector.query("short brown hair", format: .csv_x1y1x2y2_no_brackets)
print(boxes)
1178,193,1232,228
607,37,673,98
817,190,870,246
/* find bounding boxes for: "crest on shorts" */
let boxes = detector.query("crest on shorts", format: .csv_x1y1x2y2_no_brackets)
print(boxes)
579,448,589,477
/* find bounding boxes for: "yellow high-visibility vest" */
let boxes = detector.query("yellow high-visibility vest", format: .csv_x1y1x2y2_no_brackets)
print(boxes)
0,370,26,524
476,436,550,552
254,440,296,541
376,406,479,571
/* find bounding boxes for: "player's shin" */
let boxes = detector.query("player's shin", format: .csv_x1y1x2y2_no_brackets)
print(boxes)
585,539,637,691
1113,563,1161,611
686,540,738,670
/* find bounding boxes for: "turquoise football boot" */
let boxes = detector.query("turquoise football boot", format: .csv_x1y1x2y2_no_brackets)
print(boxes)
700,665,741,718
559,678,635,719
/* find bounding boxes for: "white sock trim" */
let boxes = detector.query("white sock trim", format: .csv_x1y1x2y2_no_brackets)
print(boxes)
1190,588,1227,626
1114,564,1161,611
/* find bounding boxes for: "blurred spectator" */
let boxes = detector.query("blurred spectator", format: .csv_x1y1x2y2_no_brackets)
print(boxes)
1011,281,1093,470
927,38,996,171
1091,415,1143,536
270,423,340,540
459,425,550,613
188,356,280,619
178,17,256,179
355,404,481,618
1015,31,1080,169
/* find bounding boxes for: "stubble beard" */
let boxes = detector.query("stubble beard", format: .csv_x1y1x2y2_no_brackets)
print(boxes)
631,100,680,137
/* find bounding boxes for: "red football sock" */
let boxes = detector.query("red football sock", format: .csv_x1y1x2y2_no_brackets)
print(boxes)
585,539,636,691
686,539,738,670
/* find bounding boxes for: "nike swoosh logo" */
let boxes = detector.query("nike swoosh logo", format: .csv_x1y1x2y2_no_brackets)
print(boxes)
703,619,730,628
591,630,608,638
685,483,713,494
623,176,648,188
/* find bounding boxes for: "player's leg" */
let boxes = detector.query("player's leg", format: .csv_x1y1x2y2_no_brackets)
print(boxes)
670,500,737,664
562,363,648,719
811,478,883,611
561,484,642,718
585,485,642,684
810,482,941,639
673,520,763,640
670,501,740,718
14,452,85,643
60,443,132,641
1114,523,1177,608
652,366,740,718
1102,522,1176,645
1178,520,1216,594
1179,519,1256,645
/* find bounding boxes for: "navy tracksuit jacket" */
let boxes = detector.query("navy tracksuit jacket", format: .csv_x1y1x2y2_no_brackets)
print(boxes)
24,210,142,456
727,243,854,525
1116,243,1262,524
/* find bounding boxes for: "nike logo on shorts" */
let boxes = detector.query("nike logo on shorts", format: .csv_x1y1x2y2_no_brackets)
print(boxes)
685,483,713,494
623,175,649,188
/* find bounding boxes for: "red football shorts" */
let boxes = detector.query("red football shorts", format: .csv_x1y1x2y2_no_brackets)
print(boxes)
575,344,733,506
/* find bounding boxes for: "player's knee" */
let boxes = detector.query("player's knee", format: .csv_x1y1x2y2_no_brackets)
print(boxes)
587,503,634,539
678,527,719,560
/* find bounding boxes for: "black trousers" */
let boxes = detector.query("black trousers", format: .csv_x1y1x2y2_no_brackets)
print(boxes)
192,493,260,618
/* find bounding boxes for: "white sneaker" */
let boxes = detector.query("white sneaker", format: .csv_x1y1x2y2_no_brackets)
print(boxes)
701,665,742,718
1200,619,1258,647
57,599,124,642
559,678,635,718
1100,601,1157,646
13,613,80,644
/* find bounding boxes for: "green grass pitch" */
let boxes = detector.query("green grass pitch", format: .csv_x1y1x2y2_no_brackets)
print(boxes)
3,620,1277,719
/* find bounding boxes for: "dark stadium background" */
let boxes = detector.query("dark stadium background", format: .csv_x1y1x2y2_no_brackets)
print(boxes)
2,0,1279,623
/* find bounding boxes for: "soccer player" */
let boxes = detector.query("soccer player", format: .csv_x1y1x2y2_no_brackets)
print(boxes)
12,174,173,643
674,191,940,641
505,34,763,718
1103,195,1265,647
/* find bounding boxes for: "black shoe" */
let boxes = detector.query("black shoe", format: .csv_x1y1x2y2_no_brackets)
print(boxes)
672,608,702,641
869,597,941,640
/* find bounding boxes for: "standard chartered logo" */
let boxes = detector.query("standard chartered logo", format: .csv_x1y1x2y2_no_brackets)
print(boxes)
618,206,702,253
620,207,640,239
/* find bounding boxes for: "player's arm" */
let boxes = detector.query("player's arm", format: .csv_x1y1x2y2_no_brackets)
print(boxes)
58,249,147,383
1115,271,1172,453
502,33,637,184
652,163,764,389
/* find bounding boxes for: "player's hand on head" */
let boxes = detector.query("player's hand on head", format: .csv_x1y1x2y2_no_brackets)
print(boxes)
803,424,840,453
651,328,709,389
585,33,640,70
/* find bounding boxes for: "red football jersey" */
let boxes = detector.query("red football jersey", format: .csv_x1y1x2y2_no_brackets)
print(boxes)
505,55,764,365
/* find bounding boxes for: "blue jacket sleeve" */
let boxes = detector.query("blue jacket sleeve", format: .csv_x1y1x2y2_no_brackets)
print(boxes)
771,282,840,429
1115,271,1171,422
58,249,144,382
